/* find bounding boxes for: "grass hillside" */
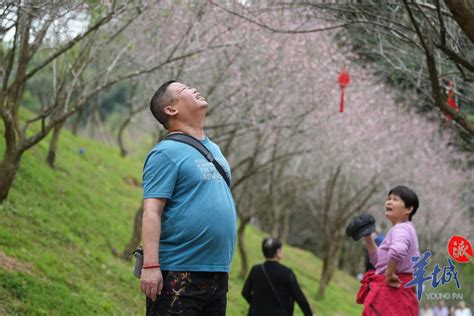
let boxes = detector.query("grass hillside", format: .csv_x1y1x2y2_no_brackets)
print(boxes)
0,126,362,315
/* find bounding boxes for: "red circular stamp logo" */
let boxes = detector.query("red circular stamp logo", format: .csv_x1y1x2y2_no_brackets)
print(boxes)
447,235,473,263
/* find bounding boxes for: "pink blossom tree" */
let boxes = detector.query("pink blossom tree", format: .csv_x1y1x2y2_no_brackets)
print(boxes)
205,4,473,298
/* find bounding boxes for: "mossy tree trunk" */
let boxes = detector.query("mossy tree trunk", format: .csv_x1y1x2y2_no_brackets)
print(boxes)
121,203,144,261
237,216,251,279
46,119,67,168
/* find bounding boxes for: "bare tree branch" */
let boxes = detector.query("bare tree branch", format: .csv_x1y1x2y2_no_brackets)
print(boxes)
211,1,361,34
19,5,129,87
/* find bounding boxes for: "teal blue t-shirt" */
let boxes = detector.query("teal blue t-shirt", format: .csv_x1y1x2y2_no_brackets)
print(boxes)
142,137,237,272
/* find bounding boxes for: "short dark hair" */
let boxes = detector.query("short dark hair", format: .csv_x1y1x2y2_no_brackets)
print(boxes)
150,80,177,129
388,185,419,221
262,237,282,258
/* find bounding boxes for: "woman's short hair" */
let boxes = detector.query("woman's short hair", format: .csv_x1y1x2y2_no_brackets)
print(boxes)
388,185,419,221
262,237,282,258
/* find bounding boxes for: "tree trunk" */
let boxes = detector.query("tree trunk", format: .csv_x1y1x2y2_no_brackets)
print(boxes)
445,0,474,43
0,150,22,203
117,115,132,157
316,237,343,299
338,242,346,270
281,209,291,244
405,1,474,136
116,99,146,157
316,252,332,300
271,210,280,238
72,108,85,135
46,119,66,168
238,217,251,278
121,203,144,261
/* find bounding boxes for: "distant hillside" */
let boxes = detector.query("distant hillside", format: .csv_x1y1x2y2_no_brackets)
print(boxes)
0,126,362,315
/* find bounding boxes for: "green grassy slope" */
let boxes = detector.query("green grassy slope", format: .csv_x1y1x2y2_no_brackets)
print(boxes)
0,127,362,315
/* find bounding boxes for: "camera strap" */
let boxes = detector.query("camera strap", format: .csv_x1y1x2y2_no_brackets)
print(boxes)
165,133,231,188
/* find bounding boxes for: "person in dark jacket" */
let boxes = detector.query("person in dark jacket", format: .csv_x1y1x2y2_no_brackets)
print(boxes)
242,237,314,316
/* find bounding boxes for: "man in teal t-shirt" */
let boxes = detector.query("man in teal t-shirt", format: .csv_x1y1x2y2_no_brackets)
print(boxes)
140,80,236,316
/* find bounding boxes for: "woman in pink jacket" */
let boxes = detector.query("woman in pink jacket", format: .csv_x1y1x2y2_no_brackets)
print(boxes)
358,186,420,316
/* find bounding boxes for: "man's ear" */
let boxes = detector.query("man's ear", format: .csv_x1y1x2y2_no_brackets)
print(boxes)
164,105,178,117
406,206,414,216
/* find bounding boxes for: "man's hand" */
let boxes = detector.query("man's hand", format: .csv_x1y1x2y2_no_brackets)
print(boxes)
140,268,163,301
385,272,402,288
141,198,166,301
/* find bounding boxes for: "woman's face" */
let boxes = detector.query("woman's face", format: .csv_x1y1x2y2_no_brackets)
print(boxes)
384,194,413,225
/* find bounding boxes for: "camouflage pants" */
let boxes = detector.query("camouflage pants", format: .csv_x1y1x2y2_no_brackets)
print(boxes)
146,271,228,316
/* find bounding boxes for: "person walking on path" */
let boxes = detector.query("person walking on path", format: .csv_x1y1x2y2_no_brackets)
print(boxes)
140,80,237,316
242,237,314,316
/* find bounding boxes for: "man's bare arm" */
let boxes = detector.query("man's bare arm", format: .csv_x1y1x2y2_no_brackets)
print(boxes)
140,198,166,301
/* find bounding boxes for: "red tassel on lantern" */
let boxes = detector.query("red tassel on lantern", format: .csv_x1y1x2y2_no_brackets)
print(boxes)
338,67,350,113
445,81,459,125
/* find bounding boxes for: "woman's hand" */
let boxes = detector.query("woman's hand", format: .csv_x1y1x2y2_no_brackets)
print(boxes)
384,259,402,287
385,272,402,288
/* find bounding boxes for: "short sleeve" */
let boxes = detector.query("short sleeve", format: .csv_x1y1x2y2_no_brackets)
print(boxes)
142,150,178,199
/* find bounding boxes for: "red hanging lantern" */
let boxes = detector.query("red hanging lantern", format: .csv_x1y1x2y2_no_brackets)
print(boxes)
445,81,459,125
338,67,350,113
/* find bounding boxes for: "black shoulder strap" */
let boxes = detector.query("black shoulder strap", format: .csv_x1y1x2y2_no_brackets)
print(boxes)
261,264,288,315
165,133,231,188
